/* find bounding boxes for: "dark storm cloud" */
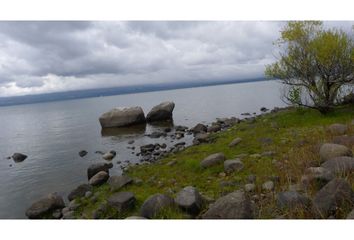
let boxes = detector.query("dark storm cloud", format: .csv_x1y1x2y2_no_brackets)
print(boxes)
0,21,352,96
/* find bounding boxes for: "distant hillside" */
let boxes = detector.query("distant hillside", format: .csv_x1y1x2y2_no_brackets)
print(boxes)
0,78,267,107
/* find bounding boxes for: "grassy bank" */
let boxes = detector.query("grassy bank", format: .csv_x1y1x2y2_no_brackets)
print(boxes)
75,104,354,219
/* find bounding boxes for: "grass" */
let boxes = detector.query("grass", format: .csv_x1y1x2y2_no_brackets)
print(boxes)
74,104,354,219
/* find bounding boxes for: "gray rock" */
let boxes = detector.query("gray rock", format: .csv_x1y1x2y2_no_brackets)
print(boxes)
61,207,70,215
89,171,109,186
12,153,27,162
301,167,335,189
313,178,354,218
99,106,146,128
175,186,203,215
262,181,274,191
191,123,207,134
193,133,209,144
224,159,244,173
200,153,225,168
68,200,80,211
78,150,88,157
68,184,92,201
207,124,221,133
328,123,348,135
277,191,311,209
347,209,354,219
332,135,354,148
25,193,65,219
108,175,133,191
102,150,116,160
107,192,136,212
202,190,254,219
146,101,175,122
85,191,92,198
140,194,175,219
62,211,76,219
244,183,256,193
229,137,242,147
319,143,352,162
87,162,113,180
125,216,146,219
321,156,354,174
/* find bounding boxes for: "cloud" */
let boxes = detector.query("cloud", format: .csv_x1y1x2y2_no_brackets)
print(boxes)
0,21,352,97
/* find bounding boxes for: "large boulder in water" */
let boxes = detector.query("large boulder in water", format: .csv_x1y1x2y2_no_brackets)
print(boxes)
87,162,113,180
99,106,146,128
146,101,175,122
202,190,254,219
25,193,65,219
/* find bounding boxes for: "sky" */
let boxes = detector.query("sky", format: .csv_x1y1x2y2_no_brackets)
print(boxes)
0,21,352,97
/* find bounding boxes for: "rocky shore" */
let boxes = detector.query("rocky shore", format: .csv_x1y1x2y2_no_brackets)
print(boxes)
24,102,354,219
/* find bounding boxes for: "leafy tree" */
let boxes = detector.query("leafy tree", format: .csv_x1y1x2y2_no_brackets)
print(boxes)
266,21,354,113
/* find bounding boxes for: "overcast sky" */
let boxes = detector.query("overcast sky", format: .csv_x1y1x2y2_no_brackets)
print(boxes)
0,21,352,97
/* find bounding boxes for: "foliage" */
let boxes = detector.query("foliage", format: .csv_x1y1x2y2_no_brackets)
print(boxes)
266,21,354,113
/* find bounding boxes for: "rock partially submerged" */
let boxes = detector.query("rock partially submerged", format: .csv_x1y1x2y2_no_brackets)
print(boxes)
102,150,116,160
12,153,27,162
191,123,207,134
26,193,65,219
99,106,146,128
87,162,113,180
146,101,175,122
140,193,175,219
202,190,254,219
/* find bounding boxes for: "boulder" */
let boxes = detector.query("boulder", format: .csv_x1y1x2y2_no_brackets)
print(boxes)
262,181,275,191
146,101,175,122
193,133,209,144
78,150,88,157
301,167,335,189
207,124,221,133
229,137,242,147
175,186,203,215
25,193,65,219
12,153,27,162
200,153,225,168
99,106,146,128
224,159,244,173
68,184,92,201
313,178,354,218
102,150,116,160
321,156,354,174
332,135,354,148
202,190,254,219
276,191,311,209
191,123,207,134
328,123,348,135
107,192,136,212
319,143,352,162
89,171,109,186
140,194,175,219
87,162,113,180
108,175,133,192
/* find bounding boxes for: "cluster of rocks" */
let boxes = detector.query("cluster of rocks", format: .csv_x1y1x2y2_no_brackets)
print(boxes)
99,101,175,128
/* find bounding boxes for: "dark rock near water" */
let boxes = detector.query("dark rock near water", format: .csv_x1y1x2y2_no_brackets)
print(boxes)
128,140,135,144
79,150,88,157
202,190,254,219
89,171,109,186
207,124,221,133
107,192,136,212
68,184,92,201
319,143,352,162
146,101,175,122
277,191,311,210
191,123,207,134
102,150,116,160
260,107,269,112
148,131,167,138
99,106,146,128
12,153,27,162
87,162,113,180
140,144,156,154
25,193,65,219
200,152,225,168
175,125,188,132
313,178,354,218
175,186,203,215
140,193,175,219
193,133,209,144
108,175,133,191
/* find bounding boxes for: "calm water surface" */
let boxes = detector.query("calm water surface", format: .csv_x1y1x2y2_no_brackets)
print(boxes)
0,80,285,218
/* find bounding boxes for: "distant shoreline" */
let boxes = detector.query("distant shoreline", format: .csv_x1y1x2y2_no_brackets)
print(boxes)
0,78,272,107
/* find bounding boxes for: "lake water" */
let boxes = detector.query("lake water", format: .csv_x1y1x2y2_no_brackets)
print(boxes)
0,80,286,218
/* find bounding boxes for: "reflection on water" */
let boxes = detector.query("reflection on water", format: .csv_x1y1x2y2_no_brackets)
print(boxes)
101,124,147,137
148,119,174,128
